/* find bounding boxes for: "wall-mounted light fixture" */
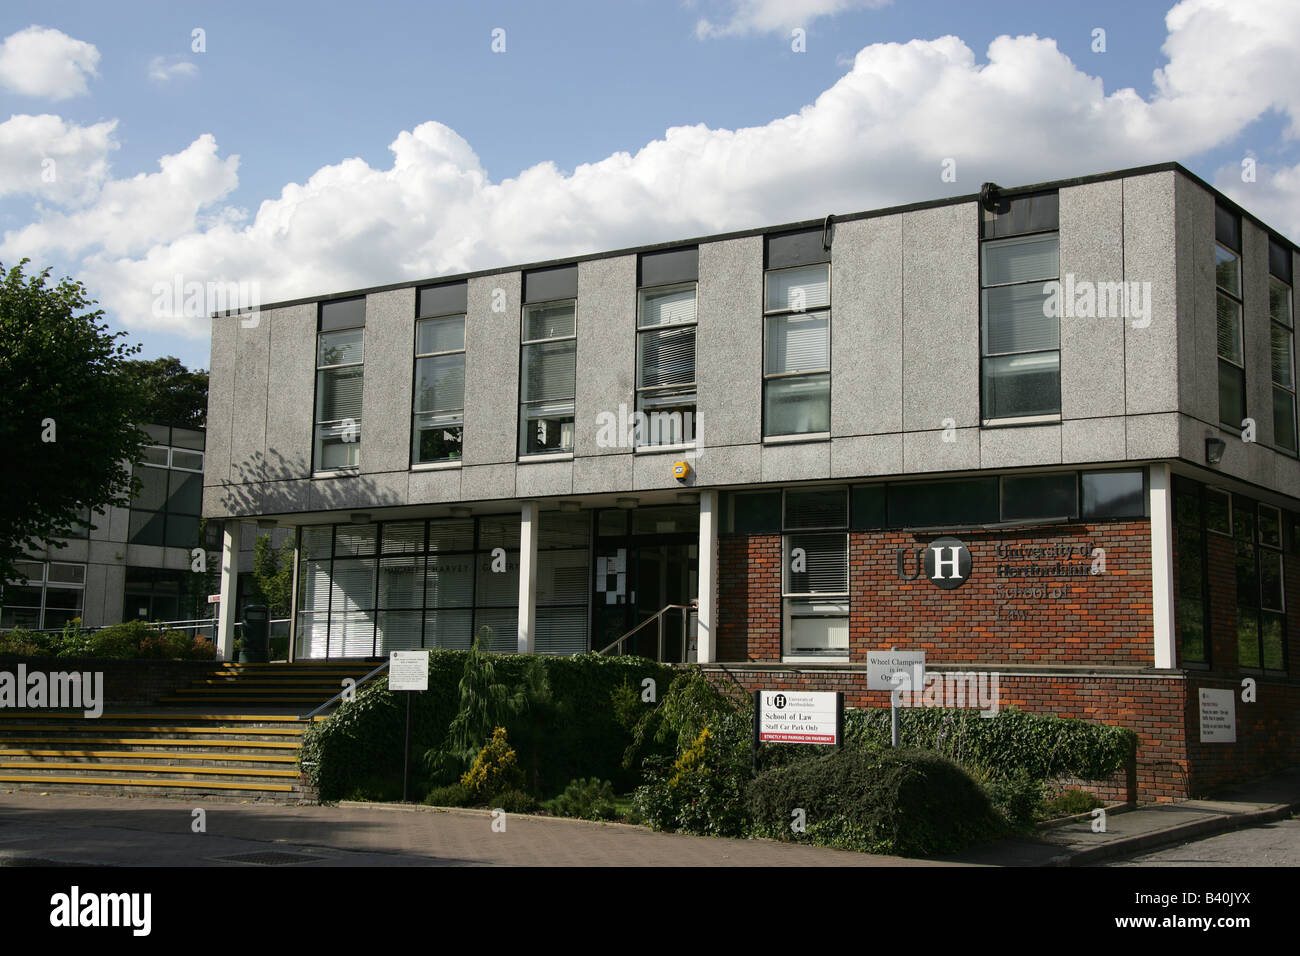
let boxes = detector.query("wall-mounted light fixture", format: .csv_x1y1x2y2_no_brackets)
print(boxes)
256,519,277,530
449,506,472,518
1205,437,1226,465
349,512,371,524
616,497,639,510
557,501,581,513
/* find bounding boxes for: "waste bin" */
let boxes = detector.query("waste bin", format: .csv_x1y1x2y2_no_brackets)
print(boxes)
240,604,270,663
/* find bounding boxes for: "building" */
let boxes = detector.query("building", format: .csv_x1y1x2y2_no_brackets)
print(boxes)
1,424,287,631
202,162,1299,800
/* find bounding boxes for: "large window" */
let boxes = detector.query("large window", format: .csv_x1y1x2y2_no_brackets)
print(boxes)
981,191,1060,422
1216,204,1246,430
314,298,365,472
1235,497,1286,672
412,314,466,464
764,263,831,436
1269,237,1297,453
1172,478,1209,666
296,515,590,658
782,487,848,659
637,282,697,446
128,424,204,549
1,560,85,629
519,300,577,456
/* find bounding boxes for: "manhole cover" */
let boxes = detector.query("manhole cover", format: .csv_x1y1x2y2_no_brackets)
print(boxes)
215,850,318,866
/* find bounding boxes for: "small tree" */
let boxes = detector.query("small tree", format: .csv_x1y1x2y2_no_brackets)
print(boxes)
424,628,525,782
0,259,145,583
250,533,294,617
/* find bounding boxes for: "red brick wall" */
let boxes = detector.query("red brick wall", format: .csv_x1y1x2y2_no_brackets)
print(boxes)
718,521,1153,667
718,534,780,661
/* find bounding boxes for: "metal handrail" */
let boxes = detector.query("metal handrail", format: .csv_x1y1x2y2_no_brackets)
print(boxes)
597,603,697,662
300,659,391,721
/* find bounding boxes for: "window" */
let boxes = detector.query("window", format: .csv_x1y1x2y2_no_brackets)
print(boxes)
637,281,697,446
1000,473,1078,523
1172,478,1209,666
1,561,84,629
782,487,848,659
1269,237,1297,453
888,478,999,529
764,264,831,436
1206,487,1232,536
1216,204,1246,430
412,313,466,464
981,191,1060,422
128,425,204,549
314,298,365,472
1081,470,1146,520
1235,497,1287,672
520,300,577,456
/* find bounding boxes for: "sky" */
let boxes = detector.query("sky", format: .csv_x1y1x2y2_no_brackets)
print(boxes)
1,0,1298,373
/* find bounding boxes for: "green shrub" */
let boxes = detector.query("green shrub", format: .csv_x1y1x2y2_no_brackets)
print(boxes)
842,706,1136,782
424,782,473,807
750,744,1005,857
1041,788,1104,819
460,726,525,800
967,765,1045,827
302,651,672,802
492,789,538,814
544,778,618,821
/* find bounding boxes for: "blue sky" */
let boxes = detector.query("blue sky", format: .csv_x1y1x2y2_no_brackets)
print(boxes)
1,0,1297,372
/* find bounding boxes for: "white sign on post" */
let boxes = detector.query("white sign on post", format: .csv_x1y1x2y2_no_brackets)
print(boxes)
1198,688,1236,743
389,651,429,692
866,650,926,691
758,690,840,745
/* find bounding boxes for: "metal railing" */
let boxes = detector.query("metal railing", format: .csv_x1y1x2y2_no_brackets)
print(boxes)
301,658,391,721
597,603,697,663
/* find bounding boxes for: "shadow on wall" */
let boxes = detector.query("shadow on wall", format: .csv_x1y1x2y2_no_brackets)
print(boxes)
212,449,402,519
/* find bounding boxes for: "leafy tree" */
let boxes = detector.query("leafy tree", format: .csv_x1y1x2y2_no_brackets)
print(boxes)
122,355,209,429
0,259,145,583
249,533,294,617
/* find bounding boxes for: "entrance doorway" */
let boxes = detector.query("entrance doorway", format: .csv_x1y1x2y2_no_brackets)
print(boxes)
592,505,698,660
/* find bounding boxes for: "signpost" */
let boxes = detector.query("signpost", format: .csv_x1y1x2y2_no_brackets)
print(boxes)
752,690,844,776
389,650,430,801
866,649,926,748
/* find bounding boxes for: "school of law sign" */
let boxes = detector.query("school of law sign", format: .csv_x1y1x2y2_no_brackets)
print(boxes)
756,690,843,745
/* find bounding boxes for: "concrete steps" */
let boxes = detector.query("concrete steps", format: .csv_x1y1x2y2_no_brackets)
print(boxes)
0,661,369,800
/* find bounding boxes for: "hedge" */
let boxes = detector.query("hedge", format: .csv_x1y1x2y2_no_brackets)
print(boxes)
0,620,215,660
750,745,1006,856
302,651,674,802
842,706,1137,782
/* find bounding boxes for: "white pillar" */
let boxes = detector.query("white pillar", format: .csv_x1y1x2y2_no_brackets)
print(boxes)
697,490,718,663
1149,464,1177,669
517,502,538,655
216,521,241,662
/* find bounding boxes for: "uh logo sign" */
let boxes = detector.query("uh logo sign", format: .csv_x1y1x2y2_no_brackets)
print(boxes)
897,536,972,590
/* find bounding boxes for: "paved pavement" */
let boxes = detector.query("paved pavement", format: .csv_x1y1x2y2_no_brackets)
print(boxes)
946,768,1300,866
0,791,955,866
2,767,1297,866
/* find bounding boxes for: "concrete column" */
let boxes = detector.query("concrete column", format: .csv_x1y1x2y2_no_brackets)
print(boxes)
517,502,539,655
1148,465,1177,669
697,489,719,663
216,522,241,661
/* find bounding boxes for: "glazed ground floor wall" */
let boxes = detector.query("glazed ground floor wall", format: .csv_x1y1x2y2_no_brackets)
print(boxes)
702,664,1300,803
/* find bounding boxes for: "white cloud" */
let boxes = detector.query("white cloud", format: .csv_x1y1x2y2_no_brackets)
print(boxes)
5,0,1300,340
0,26,100,100
0,114,119,205
148,55,199,84
695,0,891,39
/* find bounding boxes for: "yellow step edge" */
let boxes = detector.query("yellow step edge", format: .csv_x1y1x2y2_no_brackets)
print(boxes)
0,762,298,777
0,725,304,735
0,750,296,762
0,737,299,749
0,713,306,722
0,775,294,792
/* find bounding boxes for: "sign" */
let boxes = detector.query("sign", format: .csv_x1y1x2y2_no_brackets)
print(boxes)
1198,688,1236,743
207,594,220,604
897,538,972,589
756,690,841,745
866,650,926,691
389,651,429,692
